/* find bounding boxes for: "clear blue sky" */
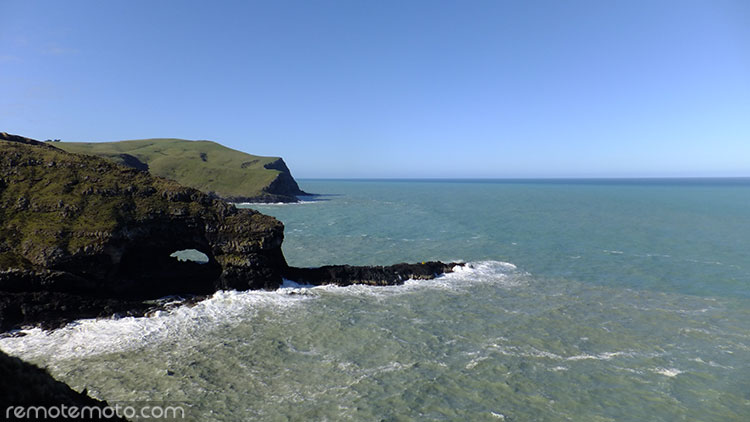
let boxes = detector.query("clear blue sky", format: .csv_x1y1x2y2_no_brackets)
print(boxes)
1,0,748,178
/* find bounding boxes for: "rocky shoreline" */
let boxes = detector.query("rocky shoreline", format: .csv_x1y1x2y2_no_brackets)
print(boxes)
0,132,460,409
0,261,462,334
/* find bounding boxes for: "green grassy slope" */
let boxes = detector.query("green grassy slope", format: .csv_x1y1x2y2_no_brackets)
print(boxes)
0,138,216,264
54,138,303,201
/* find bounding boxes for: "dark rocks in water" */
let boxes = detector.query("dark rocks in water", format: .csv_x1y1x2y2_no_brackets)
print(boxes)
0,350,127,420
284,261,463,287
223,192,300,204
0,290,157,332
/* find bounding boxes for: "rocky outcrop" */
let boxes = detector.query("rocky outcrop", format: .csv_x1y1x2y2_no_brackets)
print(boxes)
210,158,307,204
0,132,462,414
0,349,127,420
0,132,460,332
284,261,462,287
262,158,307,197
0,290,160,332
0,133,286,330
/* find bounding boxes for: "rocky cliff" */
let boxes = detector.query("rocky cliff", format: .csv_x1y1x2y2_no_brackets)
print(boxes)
53,138,308,203
0,132,287,330
0,131,462,412
0,132,460,331
0,349,127,421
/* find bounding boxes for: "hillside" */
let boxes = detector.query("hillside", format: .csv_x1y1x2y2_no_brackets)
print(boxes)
54,138,306,202
0,132,289,331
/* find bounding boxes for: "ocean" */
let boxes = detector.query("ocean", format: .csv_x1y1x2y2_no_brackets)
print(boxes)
1,179,748,421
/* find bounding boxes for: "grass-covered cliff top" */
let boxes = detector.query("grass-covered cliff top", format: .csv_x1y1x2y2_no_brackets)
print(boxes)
0,139,203,266
53,138,304,201
0,136,282,271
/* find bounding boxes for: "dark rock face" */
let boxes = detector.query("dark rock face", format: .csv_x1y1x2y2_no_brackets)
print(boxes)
0,350,128,421
0,132,460,332
221,158,307,204
0,132,286,330
284,261,463,287
110,153,148,172
223,158,308,203
0,132,462,414
262,158,307,197
0,291,156,332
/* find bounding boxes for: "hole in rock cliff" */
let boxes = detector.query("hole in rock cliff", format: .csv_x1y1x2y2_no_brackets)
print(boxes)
169,249,210,264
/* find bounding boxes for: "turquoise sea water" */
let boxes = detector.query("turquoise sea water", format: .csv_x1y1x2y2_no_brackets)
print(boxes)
2,179,749,421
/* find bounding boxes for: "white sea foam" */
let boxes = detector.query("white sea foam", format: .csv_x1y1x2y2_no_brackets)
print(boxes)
0,260,520,361
689,357,732,369
652,367,683,377
482,340,638,363
280,260,523,299
566,351,628,361
603,249,624,255
234,199,320,207
0,289,309,361
465,356,489,369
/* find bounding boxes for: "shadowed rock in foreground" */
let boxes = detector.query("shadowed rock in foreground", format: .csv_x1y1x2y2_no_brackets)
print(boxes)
0,350,127,421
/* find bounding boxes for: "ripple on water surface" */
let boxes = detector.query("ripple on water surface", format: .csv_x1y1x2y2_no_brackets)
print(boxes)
1,261,748,421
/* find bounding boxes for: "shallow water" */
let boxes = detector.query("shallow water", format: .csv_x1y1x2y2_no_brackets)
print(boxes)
2,179,749,421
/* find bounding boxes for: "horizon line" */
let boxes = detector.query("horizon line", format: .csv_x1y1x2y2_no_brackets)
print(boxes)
297,176,750,181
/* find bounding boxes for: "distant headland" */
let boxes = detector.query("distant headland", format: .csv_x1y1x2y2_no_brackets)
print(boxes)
53,138,308,203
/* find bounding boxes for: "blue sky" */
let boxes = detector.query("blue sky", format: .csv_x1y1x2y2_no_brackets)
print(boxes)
1,0,748,178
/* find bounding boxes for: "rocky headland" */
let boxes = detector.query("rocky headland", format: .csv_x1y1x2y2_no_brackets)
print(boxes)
0,132,288,331
53,138,308,203
0,131,460,409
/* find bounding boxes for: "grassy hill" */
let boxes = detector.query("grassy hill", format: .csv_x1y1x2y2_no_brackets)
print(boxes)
54,138,305,202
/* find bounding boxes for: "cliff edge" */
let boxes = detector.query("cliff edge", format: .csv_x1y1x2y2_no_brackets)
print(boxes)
53,138,307,203
0,132,460,331
0,132,287,330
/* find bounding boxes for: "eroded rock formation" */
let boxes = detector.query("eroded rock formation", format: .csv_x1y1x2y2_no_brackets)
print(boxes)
0,133,286,330
284,261,461,287
0,132,460,332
